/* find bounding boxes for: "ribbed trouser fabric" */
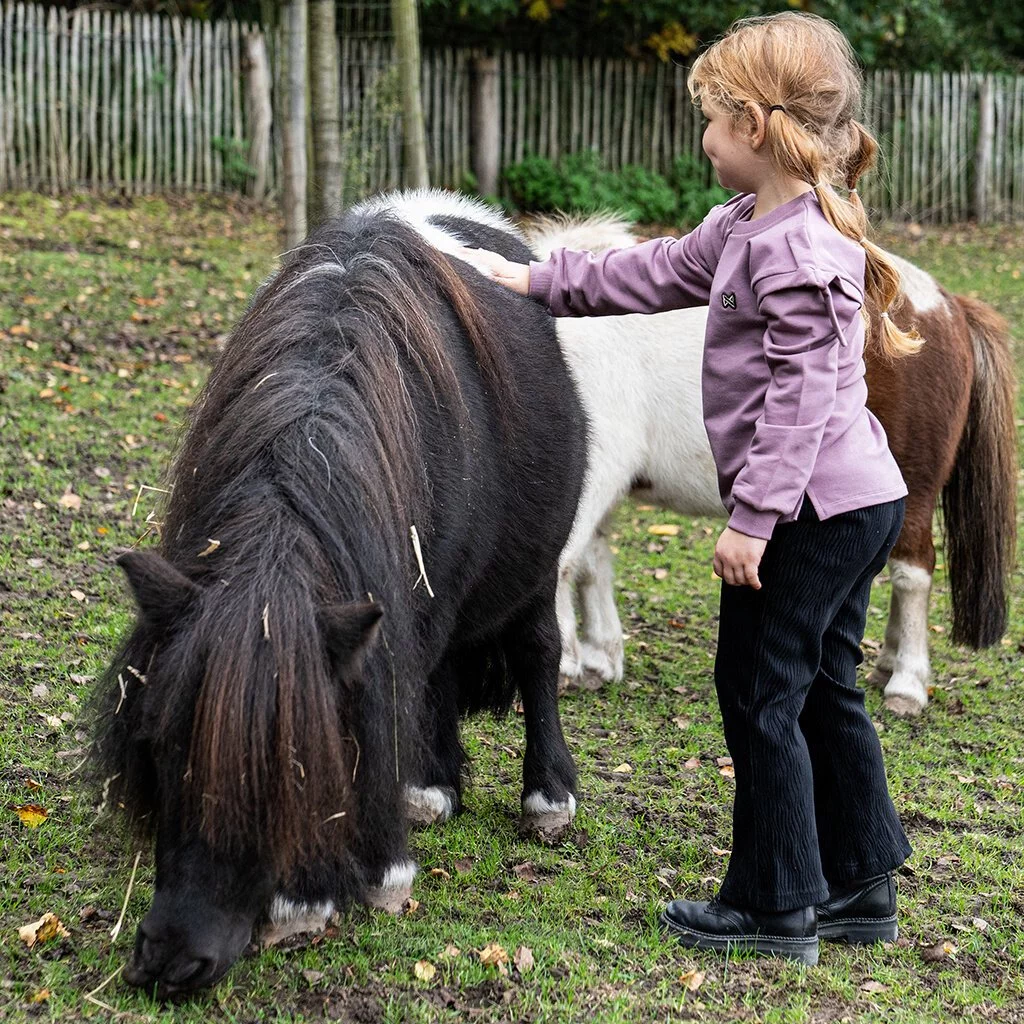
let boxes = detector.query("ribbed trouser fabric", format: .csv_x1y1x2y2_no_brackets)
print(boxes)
715,497,912,912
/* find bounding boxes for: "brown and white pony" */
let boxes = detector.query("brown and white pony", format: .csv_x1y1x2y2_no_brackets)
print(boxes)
530,215,1017,716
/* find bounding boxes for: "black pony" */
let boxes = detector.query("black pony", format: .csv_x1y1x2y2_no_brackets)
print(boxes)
91,192,587,997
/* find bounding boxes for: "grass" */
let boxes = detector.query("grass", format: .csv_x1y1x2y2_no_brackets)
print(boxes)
1,193,1022,1023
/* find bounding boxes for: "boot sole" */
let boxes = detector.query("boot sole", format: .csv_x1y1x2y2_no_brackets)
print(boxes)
660,911,819,966
818,916,898,945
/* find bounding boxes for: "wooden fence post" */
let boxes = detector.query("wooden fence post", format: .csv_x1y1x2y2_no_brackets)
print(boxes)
975,74,994,223
471,52,499,196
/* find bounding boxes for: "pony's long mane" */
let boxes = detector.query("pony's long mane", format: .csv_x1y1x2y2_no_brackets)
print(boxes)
94,215,519,874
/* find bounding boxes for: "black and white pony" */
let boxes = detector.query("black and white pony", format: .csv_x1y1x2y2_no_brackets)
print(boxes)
92,191,586,996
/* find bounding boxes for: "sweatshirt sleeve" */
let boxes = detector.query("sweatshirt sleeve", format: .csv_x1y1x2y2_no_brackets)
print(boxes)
527,215,720,317
727,270,858,539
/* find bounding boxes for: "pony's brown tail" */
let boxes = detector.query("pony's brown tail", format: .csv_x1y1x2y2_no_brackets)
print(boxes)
941,295,1017,647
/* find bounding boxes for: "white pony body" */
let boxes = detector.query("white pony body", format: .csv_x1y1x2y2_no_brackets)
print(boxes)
524,213,937,714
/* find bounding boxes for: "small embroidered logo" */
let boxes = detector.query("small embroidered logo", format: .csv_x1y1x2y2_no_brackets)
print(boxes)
721,292,737,309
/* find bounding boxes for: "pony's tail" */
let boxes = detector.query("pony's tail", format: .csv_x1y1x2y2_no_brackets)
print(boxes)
941,295,1017,648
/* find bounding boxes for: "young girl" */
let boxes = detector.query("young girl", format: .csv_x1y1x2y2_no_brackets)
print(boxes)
469,12,918,965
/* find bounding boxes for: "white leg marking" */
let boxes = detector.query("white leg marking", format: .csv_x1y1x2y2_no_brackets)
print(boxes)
577,534,624,684
404,785,455,823
522,791,577,818
259,896,335,946
868,582,902,687
365,859,418,914
882,560,933,716
556,561,584,685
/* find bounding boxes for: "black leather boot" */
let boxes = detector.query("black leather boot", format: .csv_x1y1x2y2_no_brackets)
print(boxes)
817,873,898,944
660,897,819,965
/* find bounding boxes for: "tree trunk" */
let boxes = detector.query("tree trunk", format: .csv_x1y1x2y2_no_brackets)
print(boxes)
282,0,307,247
309,0,342,222
391,0,428,188
471,53,499,196
243,29,272,200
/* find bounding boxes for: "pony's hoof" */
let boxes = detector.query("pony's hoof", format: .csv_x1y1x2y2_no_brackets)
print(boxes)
558,672,581,694
520,792,576,844
365,861,417,913
404,785,457,827
577,669,608,691
885,693,925,717
866,664,893,689
579,642,622,683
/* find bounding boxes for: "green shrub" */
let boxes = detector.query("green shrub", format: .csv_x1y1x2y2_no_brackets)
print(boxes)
502,149,732,228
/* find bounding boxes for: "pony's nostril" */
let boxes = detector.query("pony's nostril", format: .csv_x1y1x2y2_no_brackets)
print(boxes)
164,955,213,989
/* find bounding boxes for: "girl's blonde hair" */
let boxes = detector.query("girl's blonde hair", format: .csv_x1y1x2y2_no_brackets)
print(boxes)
688,12,921,358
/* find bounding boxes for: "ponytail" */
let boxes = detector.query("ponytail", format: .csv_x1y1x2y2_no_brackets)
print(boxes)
767,112,922,360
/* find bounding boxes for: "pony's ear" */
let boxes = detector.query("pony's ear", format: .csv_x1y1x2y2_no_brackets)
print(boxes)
320,601,384,677
117,550,200,632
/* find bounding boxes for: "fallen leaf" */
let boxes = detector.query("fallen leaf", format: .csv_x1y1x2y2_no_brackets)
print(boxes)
441,943,461,958
710,846,731,857
648,524,680,536
514,945,535,973
302,969,324,985
197,538,221,558
28,989,50,1004
429,867,451,880
478,942,509,967
679,968,705,991
453,858,474,874
27,558,45,569
683,757,701,770
18,913,70,948
512,862,539,883
718,765,735,779
31,683,49,699
58,491,81,511
76,541,90,551
972,917,990,932
714,756,733,767
127,238,141,250
921,939,957,962
413,960,436,982
653,568,669,580
70,589,86,602
860,979,887,994
14,804,48,828
671,717,691,730
611,763,632,774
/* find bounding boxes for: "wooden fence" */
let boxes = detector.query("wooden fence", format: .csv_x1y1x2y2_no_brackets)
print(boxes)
2,2,1023,222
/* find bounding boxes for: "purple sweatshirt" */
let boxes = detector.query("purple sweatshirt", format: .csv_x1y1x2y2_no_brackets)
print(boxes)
528,191,907,539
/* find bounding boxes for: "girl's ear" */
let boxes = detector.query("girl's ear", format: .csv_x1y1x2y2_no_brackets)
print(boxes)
742,101,768,151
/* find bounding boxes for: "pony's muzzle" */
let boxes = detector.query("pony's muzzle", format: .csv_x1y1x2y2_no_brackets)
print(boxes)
123,907,252,998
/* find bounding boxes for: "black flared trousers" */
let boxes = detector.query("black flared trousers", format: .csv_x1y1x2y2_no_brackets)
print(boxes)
715,497,912,912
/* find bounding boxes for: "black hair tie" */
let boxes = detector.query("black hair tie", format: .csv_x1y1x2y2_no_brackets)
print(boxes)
768,105,786,113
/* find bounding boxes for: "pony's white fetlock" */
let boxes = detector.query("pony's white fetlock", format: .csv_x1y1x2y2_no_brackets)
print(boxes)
404,785,457,826
879,560,932,716
521,791,576,844
365,860,417,914
259,897,335,947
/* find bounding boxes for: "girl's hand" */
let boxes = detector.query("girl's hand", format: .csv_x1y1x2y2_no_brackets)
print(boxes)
456,247,531,295
714,527,768,589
